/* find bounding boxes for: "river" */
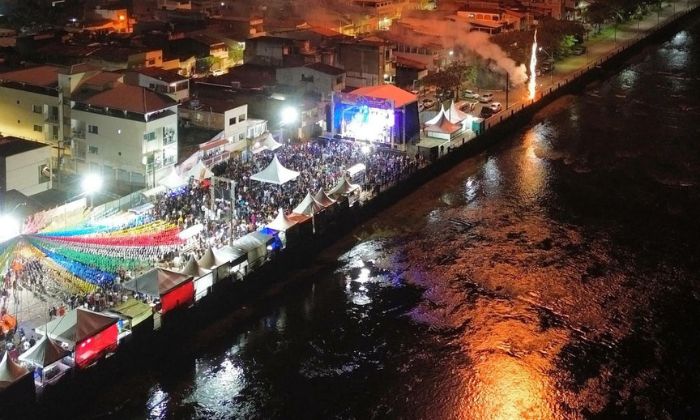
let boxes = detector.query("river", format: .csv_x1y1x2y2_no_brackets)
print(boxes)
74,17,700,420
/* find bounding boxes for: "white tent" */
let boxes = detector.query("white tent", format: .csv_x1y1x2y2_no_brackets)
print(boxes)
292,192,324,216
328,177,360,197
251,132,283,154
180,256,212,277
185,160,214,181
424,111,462,140
266,208,298,231
250,155,300,185
425,105,447,126
159,166,187,189
314,188,336,208
446,100,470,124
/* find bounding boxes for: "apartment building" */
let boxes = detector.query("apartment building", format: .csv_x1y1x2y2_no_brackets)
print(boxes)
0,65,178,188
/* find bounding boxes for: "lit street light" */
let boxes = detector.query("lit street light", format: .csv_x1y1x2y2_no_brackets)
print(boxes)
0,214,20,243
280,106,299,143
82,173,103,207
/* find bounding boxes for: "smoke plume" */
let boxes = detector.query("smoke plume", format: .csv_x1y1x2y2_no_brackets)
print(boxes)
389,16,528,85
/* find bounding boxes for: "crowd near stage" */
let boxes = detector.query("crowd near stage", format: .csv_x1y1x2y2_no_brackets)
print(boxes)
0,134,427,409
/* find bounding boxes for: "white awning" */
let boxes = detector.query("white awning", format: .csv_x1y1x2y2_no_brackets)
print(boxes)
250,155,300,185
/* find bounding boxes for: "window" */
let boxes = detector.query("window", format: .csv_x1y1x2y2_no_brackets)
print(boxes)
33,125,43,132
239,114,246,122
33,105,43,113
229,117,237,125
238,133,245,141
89,145,99,155
144,131,156,141
301,74,314,82
88,125,99,134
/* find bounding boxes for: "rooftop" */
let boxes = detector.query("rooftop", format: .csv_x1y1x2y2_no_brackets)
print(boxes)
304,62,346,76
133,67,188,84
0,65,61,88
350,85,418,108
79,84,176,114
0,137,50,158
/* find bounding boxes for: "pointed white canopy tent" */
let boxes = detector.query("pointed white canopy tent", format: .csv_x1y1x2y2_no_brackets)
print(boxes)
292,192,324,216
424,111,462,140
159,166,187,189
180,256,212,277
446,100,470,124
250,155,300,185
251,132,283,154
425,104,448,126
266,208,298,231
314,188,336,208
185,160,214,181
328,176,360,198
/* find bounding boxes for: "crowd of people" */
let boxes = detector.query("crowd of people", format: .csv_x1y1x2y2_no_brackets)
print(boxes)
0,138,427,361
152,139,426,251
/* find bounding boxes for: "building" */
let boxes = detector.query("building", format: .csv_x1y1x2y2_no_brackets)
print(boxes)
275,63,346,100
0,65,179,188
331,84,420,149
0,137,52,197
456,6,522,33
124,68,190,102
337,38,395,88
86,47,164,71
179,90,268,155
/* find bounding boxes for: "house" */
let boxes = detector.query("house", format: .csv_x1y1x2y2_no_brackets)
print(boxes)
337,38,395,88
124,67,190,102
456,6,520,33
86,47,164,71
275,62,346,100
0,137,53,197
179,88,268,154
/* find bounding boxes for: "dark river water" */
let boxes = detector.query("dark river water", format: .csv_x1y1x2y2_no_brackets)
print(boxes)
73,18,700,420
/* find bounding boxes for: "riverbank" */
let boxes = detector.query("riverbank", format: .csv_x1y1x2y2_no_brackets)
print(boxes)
10,3,700,417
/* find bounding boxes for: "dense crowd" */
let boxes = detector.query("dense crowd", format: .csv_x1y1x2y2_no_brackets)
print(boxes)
152,140,426,251
0,138,426,355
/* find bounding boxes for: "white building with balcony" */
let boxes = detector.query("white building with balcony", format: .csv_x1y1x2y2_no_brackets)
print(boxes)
0,65,178,188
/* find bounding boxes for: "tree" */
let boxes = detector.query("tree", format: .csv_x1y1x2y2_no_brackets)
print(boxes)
420,61,478,97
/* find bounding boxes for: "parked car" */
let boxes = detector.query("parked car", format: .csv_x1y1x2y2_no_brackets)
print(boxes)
571,45,587,56
479,92,494,103
462,89,479,100
489,102,502,113
459,100,478,112
422,98,436,109
480,106,495,118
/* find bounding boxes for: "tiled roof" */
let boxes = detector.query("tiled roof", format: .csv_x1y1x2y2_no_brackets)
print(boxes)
80,84,176,114
0,65,61,88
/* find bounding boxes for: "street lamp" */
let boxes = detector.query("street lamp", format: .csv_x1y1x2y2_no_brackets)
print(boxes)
280,106,298,143
81,173,103,207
